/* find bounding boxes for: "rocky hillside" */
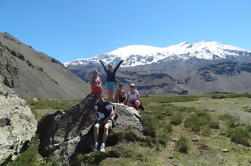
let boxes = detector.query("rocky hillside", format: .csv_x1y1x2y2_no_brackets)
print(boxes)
0,83,37,165
0,32,89,99
65,42,251,95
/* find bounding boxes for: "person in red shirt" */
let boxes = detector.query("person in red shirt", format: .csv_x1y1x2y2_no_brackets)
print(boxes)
90,70,103,97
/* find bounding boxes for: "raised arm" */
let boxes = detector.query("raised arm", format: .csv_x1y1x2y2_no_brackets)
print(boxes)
99,60,107,72
113,60,124,73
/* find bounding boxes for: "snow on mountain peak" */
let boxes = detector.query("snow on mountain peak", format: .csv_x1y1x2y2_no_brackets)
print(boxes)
65,41,251,67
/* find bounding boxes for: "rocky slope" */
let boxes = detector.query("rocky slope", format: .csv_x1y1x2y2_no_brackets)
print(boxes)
0,83,37,165
65,42,251,95
38,95,142,160
0,32,89,99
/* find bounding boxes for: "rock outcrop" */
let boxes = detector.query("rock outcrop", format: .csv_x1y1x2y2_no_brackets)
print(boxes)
0,83,37,164
38,95,142,160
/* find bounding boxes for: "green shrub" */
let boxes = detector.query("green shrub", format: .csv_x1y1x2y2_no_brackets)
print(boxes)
141,95,199,104
142,115,159,137
141,113,172,147
26,99,78,110
176,137,189,153
210,93,251,99
227,127,250,146
218,113,235,121
107,127,144,146
209,121,220,129
246,125,251,132
211,94,228,99
242,105,251,113
184,111,211,132
170,113,183,126
71,143,158,166
201,126,211,136
226,117,239,128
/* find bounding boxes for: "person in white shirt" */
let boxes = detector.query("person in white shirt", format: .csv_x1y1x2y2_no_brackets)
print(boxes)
126,83,141,109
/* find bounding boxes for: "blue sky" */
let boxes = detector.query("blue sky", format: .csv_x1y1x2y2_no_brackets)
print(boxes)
1,0,251,62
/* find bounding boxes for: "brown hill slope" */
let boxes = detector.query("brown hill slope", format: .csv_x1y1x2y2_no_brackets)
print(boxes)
0,32,89,99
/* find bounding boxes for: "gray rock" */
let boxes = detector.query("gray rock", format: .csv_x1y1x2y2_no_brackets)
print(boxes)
0,83,37,164
38,95,142,160
221,149,229,152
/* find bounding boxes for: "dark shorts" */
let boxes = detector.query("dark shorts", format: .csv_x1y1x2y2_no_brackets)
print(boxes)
96,118,113,129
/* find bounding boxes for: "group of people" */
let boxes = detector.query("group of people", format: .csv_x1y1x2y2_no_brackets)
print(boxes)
90,60,142,109
90,60,142,152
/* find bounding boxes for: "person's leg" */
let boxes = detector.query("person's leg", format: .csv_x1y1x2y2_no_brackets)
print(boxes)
100,123,110,152
94,123,100,150
108,88,113,102
110,89,114,102
102,123,110,143
94,123,100,142
127,101,132,107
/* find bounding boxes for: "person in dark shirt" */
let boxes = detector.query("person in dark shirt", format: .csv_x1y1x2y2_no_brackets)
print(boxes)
93,96,115,152
100,60,123,102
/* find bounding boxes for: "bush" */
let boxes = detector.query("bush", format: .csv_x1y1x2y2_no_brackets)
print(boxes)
184,112,211,132
176,137,189,153
107,127,144,146
141,113,172,147
170,113,183,126
201,126,211,136
218,113,235,121
211,93,251,99
141,95,199,104
226,117,239,128
228,127,250,146
142,115,160,137
209,121,220,129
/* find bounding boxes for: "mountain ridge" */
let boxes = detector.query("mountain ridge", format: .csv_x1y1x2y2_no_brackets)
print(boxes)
65,41,251,67
65,41,251,95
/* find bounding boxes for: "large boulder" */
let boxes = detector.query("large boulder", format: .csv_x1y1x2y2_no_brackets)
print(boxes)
0,83,37,164
38,95,142,160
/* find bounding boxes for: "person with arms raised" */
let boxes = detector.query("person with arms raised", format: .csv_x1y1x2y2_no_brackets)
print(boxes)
100,60,123,102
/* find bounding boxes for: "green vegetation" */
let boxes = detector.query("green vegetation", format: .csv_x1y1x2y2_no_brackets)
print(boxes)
176,137,189,153
227,127,250,146
210,93,251,99
26,99,78,110
26,99,78,120
141,95,200,104
170,113,183,126
9,94,251,166
184,111,212,132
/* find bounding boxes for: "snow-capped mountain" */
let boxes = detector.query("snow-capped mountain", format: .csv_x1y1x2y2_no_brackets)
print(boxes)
65,41,251,67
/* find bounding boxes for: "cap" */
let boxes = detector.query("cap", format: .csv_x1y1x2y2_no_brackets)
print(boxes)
93,69,99,74
130,83,135,87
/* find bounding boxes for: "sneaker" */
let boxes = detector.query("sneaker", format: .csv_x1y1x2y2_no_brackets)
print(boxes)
100,143,105,152
94,142,98,151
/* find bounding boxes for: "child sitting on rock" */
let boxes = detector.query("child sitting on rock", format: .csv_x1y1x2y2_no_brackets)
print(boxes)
115,83,127,103
126,83,141,109
93,96,115,152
